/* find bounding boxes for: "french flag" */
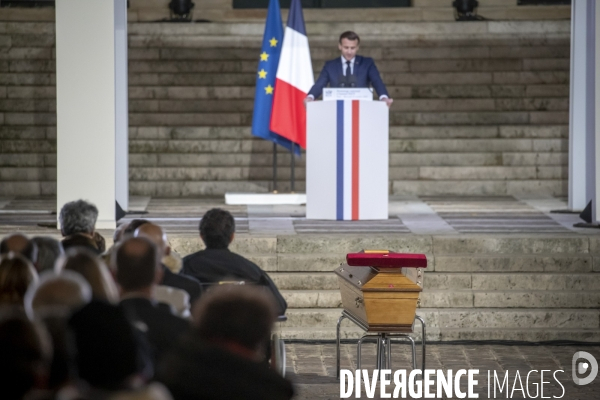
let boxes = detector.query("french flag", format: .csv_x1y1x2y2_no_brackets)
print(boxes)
270,0,313,149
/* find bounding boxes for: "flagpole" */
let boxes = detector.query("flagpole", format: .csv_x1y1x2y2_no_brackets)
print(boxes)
273,143,278,193
290,143,295,193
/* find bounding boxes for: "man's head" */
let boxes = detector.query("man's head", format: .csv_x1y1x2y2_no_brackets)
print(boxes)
112,237,161,293
0,234,38,265
199,208,235,249
192,285,277,360
59,200,98,237
24,270,92,318
69,301,145,390
0,254,39,307
31,237,63,273
338,31,360,61
134,222,171,259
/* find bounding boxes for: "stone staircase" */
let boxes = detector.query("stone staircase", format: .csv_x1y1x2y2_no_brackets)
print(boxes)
171,234,600,342
0,20,570,197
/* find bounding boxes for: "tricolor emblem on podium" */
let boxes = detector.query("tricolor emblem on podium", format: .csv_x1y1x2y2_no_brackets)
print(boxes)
307,99,389,221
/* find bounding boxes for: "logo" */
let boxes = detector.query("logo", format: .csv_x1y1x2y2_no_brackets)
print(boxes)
572,351,598,386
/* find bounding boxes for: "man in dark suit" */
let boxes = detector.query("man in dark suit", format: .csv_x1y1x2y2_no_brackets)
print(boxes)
181,208,287,316
306,31,393,107
113,236,190,365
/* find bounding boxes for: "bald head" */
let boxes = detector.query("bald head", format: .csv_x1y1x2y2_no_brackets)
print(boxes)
113,237,160,292
0,234,38,265
134,223,170,257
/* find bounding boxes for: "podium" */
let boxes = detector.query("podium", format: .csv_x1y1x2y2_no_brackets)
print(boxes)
306,90,389,220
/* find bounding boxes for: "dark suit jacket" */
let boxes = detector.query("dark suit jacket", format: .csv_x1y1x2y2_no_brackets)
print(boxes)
308,55,389,99
181,248,287,316
158,333,294,400
161,264,202,303
120,297,190,365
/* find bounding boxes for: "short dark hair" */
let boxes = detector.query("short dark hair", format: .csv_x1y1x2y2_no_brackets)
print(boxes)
31,237,63,273
339,31,360,44
193,285,276,352
59,200,98,236
199,209,235,249
122,219,150,238
0,234,38,265
113,237,159,291
69,301,143,390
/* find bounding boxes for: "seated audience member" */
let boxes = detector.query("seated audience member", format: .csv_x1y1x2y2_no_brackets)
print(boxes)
113,237,190,364
181,208,287,315
69,301,172,400
135,222,202,304
55,248,119,303
0,254,39,307
59,199,106,253
0,233,38,265
158,286,294,400
24,270,92,319
61,233,102,255
0,309,51,400
32,236,63,273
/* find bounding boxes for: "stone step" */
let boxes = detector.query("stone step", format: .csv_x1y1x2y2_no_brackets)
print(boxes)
279,327,600,342
283,308,600,330
282,289,600,309
433,255,594,273
126,125,569,140
393,179,567,196
127,85,569,100
271,272,600,291
126,32,569,50
125,138,570,154
126,58,569,74
126,71,569,86
126,98,569,113
130,180,305,196
125,112,568,127
125,46,569,62
263,253,598,274
124,152,566,169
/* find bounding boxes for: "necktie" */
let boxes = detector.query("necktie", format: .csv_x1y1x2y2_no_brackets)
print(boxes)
346,60,351,76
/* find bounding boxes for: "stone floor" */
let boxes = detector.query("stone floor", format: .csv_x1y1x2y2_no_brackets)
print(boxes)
0,195,598,238
288,343,600,399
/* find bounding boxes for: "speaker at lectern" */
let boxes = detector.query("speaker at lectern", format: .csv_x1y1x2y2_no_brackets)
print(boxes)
306,88,389,220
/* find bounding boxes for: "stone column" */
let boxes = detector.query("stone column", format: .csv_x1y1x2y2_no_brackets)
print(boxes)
55,0,128,230
569,0,588,211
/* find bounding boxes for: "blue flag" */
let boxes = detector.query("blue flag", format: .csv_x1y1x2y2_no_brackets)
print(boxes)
251,0,300,155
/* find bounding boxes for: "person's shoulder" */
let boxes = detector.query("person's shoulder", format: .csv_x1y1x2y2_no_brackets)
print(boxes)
357,55,375,64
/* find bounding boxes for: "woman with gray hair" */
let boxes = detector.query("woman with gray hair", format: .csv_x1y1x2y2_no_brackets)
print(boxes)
59,199,106,253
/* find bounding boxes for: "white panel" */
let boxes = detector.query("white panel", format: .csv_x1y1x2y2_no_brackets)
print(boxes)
569,0,588,211
358,101,388,220
276,27,314,92
115,0,129,211
56,0,117,229
343,100,353,220
306,101,338,219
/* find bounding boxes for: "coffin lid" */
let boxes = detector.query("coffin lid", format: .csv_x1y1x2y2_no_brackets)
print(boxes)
346,250,427,269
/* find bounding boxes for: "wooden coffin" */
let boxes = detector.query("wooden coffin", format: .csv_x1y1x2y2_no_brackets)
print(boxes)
334,251,427,332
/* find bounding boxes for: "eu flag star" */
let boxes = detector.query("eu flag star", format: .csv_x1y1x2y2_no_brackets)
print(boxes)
269,37,278,47
265,85,274,94
260,52,269,61
258,69,267,79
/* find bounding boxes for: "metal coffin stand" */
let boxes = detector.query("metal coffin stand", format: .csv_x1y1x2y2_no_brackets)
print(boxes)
333,252,427,378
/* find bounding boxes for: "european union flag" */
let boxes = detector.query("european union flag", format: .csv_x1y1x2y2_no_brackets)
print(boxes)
251,0,299,154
